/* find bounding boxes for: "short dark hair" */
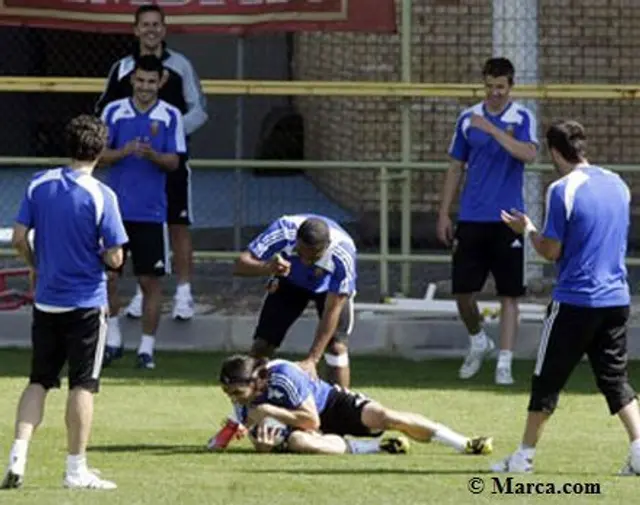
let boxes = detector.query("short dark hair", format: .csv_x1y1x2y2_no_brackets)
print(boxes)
545,120,587,164
134,55,164,78
219,355,268,385
482,57,515,85
297,218,330,248
64,114,108,162
134,5,165,24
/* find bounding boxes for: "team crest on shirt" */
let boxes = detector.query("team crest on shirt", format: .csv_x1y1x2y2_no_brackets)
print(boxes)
150,121,159,136
314,267,325,278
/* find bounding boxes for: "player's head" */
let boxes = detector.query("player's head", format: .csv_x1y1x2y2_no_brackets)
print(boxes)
134,5,166,53
131,55,164,106
296,218,331,266
482,57,515,112
545,120,587,175
219,355,269,405
64,114,109,164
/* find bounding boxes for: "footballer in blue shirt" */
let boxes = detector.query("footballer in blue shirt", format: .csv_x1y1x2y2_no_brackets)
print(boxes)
99,55,186,371
1,115,127,491
217,355,493,456
493,120,640,475
234,214,357,388
437,57,539,386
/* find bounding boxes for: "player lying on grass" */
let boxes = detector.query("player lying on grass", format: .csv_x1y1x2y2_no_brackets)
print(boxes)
217,355,493,455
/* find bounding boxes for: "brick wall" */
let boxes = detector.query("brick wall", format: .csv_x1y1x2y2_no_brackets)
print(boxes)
293,0,640,227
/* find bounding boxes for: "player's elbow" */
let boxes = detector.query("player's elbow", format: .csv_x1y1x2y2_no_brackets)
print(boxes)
298,413,320,431
520,145,538,164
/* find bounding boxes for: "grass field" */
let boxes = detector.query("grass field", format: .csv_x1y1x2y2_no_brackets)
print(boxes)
0,349,638,504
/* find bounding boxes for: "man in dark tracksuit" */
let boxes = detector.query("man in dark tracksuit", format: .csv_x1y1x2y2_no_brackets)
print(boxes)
95,4,208,322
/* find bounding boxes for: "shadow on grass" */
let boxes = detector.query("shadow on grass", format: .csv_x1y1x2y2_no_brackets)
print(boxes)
0,348,628,396
87,443,248,456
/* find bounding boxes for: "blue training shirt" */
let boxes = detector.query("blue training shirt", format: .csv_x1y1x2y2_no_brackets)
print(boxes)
237,360,333,421
101,97,186,223
15,167,129,309
247,214,357,295
448,101,538,222
541,165,631,308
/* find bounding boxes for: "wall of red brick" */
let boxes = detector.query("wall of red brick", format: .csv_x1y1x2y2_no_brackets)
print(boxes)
292,0,640,224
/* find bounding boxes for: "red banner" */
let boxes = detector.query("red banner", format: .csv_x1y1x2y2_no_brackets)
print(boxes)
0,0,396,34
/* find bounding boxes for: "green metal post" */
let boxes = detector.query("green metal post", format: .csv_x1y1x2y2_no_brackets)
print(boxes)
379,166,390,297
400,0,413,295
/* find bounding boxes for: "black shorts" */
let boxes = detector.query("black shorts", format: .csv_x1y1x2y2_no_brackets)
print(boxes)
166,154,193,226
452,221,525,297
30,306,107,393
253,278,354,349
319,386,381,438
530,301,636,415
111,221,170,277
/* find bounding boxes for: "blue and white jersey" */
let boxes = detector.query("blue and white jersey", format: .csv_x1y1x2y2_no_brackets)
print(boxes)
448,101,538,222
542,165,630,308
247,214,357,295
15,167,128,309
249,360,333,416
101,97,186,223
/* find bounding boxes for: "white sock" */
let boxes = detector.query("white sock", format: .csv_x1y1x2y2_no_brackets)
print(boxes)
347,438,381,454
106,317,121,347
470,330,487,348
498,350,513,368
432,424,469,452
176,283,192,298
66,454,87,475
517,443,536,460
138,335,155,356
9,439,29,474
630,438,640,454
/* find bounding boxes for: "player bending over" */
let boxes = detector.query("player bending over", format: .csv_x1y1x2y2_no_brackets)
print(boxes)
216,355,493,456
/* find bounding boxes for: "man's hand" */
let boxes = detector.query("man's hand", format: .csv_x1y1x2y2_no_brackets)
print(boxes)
501,209,534,235
251,421,285,453
297,358,319,380
268,254,291,276
436,213,454,246
135,142,155,160
470,114,498,136
122,139,140,157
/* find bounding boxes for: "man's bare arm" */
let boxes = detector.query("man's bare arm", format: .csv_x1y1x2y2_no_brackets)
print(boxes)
438,159,465,217
11,224,34,269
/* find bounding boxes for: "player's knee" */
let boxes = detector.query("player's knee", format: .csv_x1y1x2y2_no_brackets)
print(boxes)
69,379,100,394
29,376,60,391
286,431,315,453
528,376,559,414
361,401,391,431
325,341,349,368
287,431,309,452
597,378,636,415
